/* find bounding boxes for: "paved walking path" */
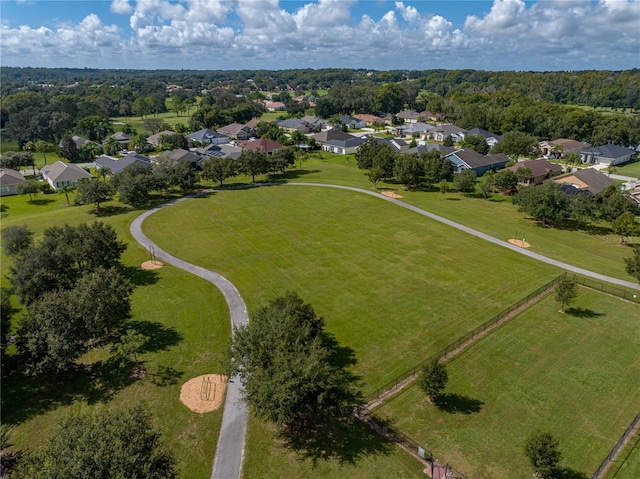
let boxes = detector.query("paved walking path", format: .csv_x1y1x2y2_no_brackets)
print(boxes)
286,183,640,290
129,193,248,479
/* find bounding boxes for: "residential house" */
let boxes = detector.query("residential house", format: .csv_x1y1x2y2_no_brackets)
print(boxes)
111,132,131,150
310,129,355,145
245,118,261,129
396,122,435,139
59,136,97,149
579,144,636,166
322,137,366,155
430,124,466,143
552,168,615,197
396,110,422,123
501,159,563,185
464,128,503,148
405,143,456,157
95,153,152,175
339,115,367,130
374,137,409,153
354,113,393,126
146,130,175,147
0,168,26,196
188,129,230,146
539,138,590,158
217,123,256,141
444,149,510,175
420,111,439,122
41,161,93,190
265,101,286,111
242,138,283,155
158,149,201,167
196,144,244,162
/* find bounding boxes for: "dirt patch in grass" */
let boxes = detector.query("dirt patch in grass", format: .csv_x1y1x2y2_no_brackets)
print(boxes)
180,374,227,414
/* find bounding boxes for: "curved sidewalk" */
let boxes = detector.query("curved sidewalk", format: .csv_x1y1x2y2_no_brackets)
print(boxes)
286,182,640,291
129,194,248,479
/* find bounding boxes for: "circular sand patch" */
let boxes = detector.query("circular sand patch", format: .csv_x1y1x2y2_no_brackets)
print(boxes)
180,374,227,414
141,260,163,270
508,238,531,248
381,191,403,199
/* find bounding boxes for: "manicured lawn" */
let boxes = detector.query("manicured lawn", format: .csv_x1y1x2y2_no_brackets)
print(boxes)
1,194,231,478
143,186,560,392
111,111,192,133
243,415,426,479
604,432,640,479
259,110,286,122
373,288,640,479
616,159,640,180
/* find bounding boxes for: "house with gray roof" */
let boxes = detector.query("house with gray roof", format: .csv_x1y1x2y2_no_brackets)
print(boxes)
41,161,93,190
146,130,175,147
339,115,366,129
0,168,26,196
464,128,503,148
111,132,131,150
322,137,366,155
405,143,456,157
310,129,355,145
95,153,151,175
217,123,256,141
430,124,466,143
444,149,510,175
196,144,244,162
580,144,636,165
396,110,422,123
396,122,435,139
552,168,615,196
158,149,200,167
188,129,230,145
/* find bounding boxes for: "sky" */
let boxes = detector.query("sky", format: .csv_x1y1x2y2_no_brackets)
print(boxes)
1,0,638,71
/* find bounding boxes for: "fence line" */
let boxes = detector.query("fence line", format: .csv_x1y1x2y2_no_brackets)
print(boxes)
364,273,566,404
591,411,640,479
355,405,469,479
569,274,640,304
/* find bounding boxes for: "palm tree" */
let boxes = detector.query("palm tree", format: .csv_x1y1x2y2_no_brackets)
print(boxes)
607,164,617,177
58,184,76,205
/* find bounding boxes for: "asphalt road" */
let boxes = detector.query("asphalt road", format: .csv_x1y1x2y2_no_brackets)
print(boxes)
129,193,249,479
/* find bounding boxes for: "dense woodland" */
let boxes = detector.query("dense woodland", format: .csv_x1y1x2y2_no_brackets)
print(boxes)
1,67,639,154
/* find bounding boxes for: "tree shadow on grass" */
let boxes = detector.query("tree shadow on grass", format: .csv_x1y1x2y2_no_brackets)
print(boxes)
565,307,604,318
126,320,183,353
434,393,484,414
278,414,393,466
322,332,357,369
149,365,184,386
278,169,321,180
27,198,55,206
118,265,160,287
445,197,461,201
94,205,132,217
558,467,588,479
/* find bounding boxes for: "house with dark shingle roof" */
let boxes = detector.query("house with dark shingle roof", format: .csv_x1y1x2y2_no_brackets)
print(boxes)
217,123,256,140
552,168,616,197
501,159,564,185
580,144,636,165
322,137,366,155
310,129,355,145
188,129,230,146
405,143,456,157
339,115,366,129
444,149,510,175
111,132,131,150
539,138,590,158
95,153,151,175
430,124,466,143
159,149,201,166
0,168,26,196
464,128,503,148
41,161,93,190
396,122,435,139
147,130,175,147
396,110,422,123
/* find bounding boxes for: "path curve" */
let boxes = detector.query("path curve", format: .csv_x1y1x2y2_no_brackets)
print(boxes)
285,182,640,290
129,193,248,479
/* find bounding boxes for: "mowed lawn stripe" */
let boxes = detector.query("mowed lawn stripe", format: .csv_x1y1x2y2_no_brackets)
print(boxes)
374,288,640,479
143,186,560,391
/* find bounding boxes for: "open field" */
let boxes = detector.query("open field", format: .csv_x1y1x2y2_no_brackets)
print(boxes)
143,186,560,392
373,288,640,479
0,194,231,478
111,111,192,134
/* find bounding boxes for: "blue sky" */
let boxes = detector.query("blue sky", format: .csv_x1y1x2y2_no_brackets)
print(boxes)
1,0,638,71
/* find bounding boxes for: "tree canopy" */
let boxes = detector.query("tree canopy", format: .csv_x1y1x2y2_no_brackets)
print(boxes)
12,404,175,479
229,292,359,429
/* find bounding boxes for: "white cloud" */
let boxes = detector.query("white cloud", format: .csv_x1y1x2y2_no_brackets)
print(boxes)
0,0,638,70
110,0,132,14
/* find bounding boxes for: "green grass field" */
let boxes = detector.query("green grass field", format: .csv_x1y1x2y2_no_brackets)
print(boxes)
111,111,192,134
143,186,560,392
604,431,640,479
373,288,640,479
0,194,231,478
616,159,640,180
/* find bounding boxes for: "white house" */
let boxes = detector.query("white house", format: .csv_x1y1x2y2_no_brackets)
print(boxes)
41,161,93,190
